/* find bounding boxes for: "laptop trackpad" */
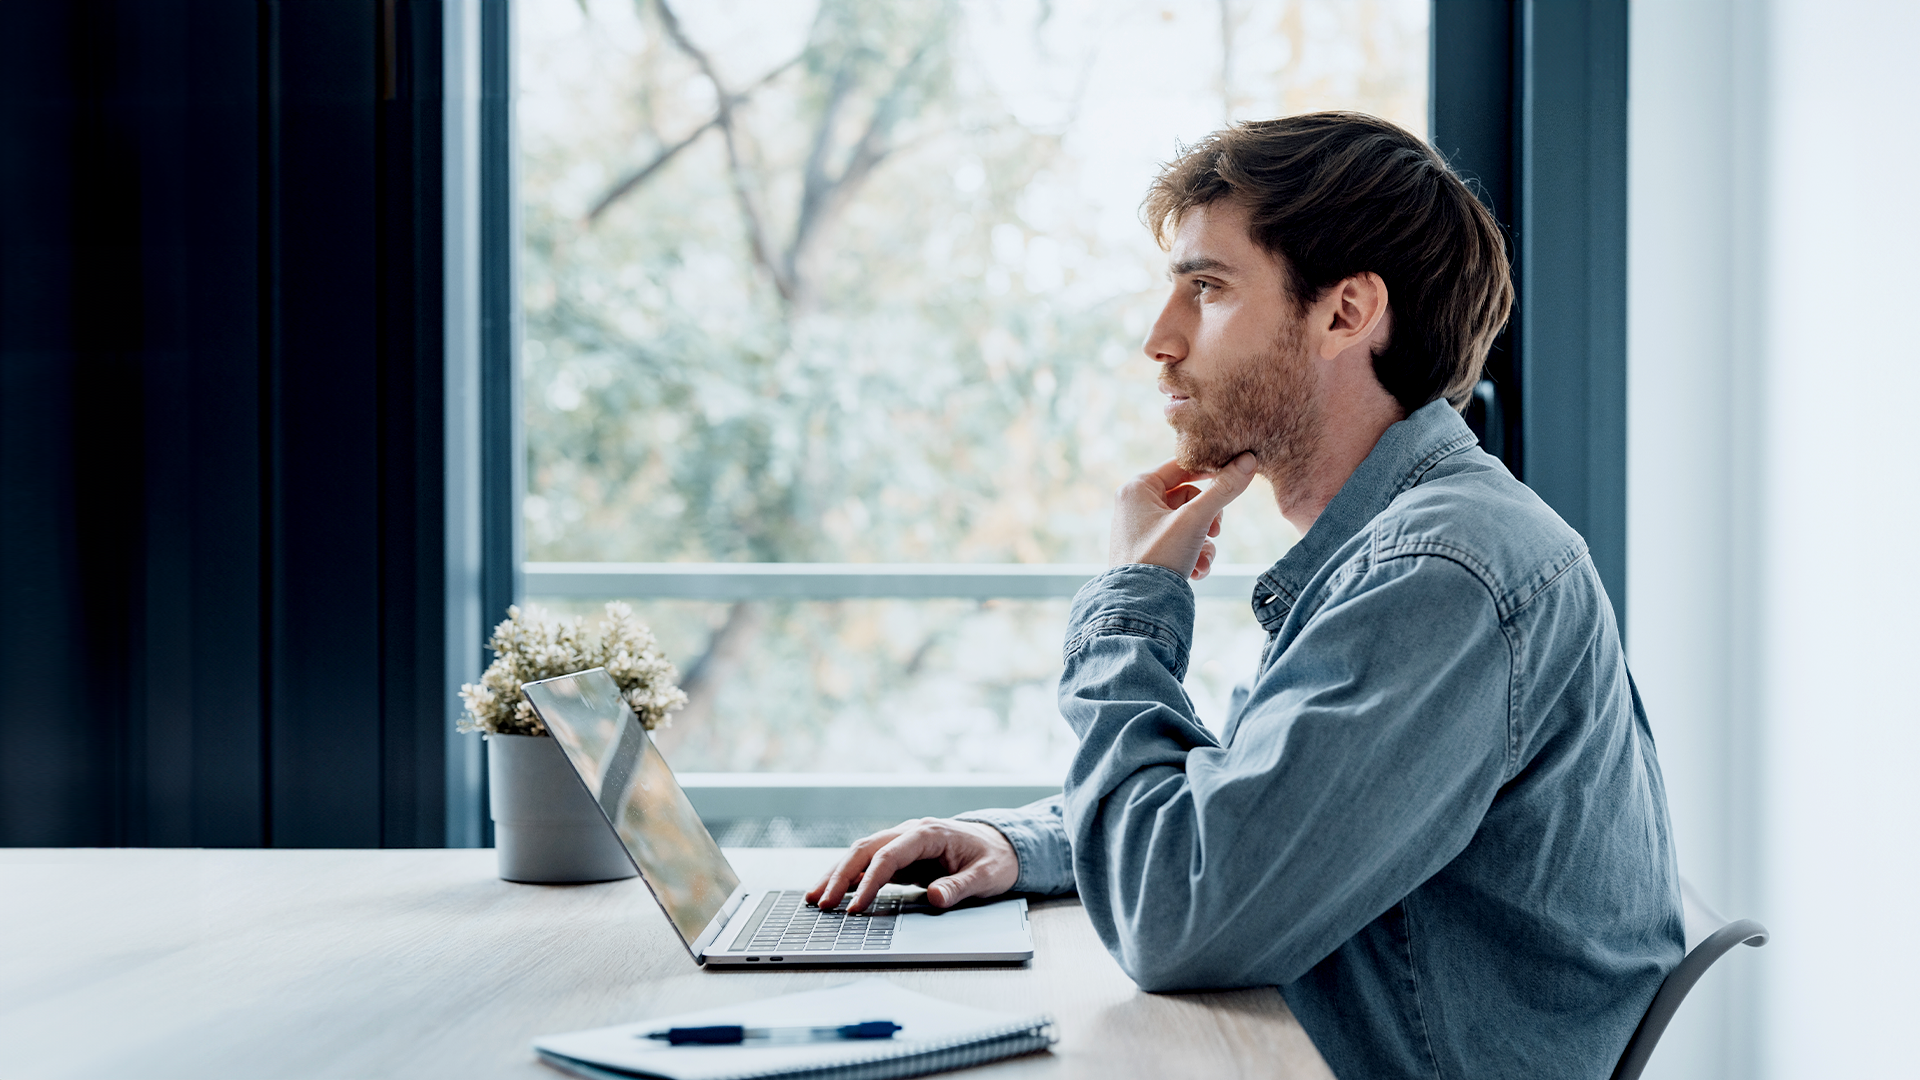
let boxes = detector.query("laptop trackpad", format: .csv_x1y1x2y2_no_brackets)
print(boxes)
893,899,1030,953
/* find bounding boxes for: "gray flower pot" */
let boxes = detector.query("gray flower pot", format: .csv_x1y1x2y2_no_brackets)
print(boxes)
486,733,638,884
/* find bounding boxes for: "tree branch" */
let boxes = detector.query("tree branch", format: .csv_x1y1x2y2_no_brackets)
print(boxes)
652,0,795,300
585,51,803,224
791,59,859,278
784,36,937,290
585,115,717,223
650,600,759,757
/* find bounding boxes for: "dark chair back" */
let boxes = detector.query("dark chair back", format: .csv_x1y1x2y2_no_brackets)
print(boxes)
1611,877,1768,1080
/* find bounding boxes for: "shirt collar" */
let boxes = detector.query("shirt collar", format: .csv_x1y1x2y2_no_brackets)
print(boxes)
1250,398,1479,628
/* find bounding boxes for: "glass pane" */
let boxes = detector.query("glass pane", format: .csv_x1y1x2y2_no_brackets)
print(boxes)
519,0,1429,566
518,0,1430,775
529,595,1271,774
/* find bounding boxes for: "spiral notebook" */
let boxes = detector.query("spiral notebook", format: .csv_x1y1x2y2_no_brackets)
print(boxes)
533,978,1055,1080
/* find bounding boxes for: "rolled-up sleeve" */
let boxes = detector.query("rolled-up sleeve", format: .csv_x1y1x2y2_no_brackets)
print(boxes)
956,794,1076,896
1059,557,1512,991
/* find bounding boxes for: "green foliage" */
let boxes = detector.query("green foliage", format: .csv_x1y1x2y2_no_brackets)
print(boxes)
522,0,1163,568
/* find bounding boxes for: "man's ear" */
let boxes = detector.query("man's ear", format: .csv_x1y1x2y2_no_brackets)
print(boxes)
1315,272,1390,361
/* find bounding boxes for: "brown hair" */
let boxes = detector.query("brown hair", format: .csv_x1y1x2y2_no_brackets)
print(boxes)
1143,112,1512,412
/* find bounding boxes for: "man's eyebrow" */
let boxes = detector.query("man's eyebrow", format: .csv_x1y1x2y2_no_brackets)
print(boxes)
1168,256,1232,279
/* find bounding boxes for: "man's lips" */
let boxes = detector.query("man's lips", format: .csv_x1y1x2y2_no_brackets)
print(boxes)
1159,380,1192,417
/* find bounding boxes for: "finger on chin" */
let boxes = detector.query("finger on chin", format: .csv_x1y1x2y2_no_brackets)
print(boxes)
1150,458,1213,488
1164,483,1203,510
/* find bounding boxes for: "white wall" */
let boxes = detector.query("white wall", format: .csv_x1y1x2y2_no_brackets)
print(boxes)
1628,1,1920,1076
1627,2,1761,1075
1760,1,1920,1075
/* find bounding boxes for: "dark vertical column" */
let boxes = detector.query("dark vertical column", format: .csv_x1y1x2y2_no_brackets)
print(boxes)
1433,0,1629,631
259,0,285,847
479,0,522,635
115,0,268,849
476,0,524,847
266,0,448,848
130,0,195,847
68,0,148,848
78,0,192,848
125,0,270,848
0,4,107,845
376,0,448,847
1517,0,1629,633
184,0,268,848
1430,0,1522,474
267,0,384,846
1,0,448,848
1,0,270,847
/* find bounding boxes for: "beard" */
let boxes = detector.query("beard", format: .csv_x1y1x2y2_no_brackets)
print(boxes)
1164,319,1320,487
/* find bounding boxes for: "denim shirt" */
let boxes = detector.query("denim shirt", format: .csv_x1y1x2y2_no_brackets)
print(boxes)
961,399,1683,1080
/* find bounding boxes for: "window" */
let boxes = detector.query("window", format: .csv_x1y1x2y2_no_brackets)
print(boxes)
515,0,1431,777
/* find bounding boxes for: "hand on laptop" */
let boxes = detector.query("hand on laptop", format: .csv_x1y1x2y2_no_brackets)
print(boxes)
807,817,1019,915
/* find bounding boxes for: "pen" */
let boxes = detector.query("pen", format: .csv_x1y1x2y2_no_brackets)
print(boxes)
643,1021,903,1045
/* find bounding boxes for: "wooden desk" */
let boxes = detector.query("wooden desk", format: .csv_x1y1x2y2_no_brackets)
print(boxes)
0,848,1332,1079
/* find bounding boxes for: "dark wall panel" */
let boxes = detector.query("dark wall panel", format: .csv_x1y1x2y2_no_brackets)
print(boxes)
1431,0,1522,473
0,0,447,848
378,0,449,848
1518,0,1629,632
183,0,268,848
268,0,385,847
0,62,95,839
1432,0,1629,634
127,0,201,848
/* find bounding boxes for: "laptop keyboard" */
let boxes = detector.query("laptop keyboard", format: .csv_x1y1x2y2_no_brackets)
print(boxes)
730,890,901,953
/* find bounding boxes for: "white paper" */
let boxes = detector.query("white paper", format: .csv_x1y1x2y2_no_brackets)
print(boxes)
533,978,1050,1080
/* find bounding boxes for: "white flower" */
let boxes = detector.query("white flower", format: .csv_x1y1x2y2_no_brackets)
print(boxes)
456,602,687,736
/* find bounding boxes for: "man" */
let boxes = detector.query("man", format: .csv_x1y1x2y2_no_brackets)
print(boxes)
809,113,1682,1079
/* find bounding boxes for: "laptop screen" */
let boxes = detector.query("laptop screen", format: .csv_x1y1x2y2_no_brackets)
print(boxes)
521,669,740,947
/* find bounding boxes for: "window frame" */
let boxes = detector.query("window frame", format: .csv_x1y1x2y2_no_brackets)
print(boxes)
446,0,1630,834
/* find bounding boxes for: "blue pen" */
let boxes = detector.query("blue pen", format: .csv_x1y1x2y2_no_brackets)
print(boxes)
644,1021,903,1045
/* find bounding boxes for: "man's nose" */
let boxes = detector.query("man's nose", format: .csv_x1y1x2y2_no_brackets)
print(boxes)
1142,293,1187,365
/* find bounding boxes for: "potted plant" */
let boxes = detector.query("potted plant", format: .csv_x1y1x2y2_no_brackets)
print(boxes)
459,602,688,883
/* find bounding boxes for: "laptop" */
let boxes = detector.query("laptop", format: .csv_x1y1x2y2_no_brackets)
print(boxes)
520,668,1035,967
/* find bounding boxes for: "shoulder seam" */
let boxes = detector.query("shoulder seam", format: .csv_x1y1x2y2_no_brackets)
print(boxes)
1370,538,1507,617
1372,535,1587,623
1507,547,1590,619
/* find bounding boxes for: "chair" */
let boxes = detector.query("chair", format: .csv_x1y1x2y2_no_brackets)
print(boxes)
1611,876,1769,1080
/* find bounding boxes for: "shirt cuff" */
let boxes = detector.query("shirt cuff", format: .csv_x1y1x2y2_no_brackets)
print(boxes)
955,794,1076,896
1062,563,1196,682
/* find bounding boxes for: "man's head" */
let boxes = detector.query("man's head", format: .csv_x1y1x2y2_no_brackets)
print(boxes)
1146,199,1326,481
1140,113,1512,478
